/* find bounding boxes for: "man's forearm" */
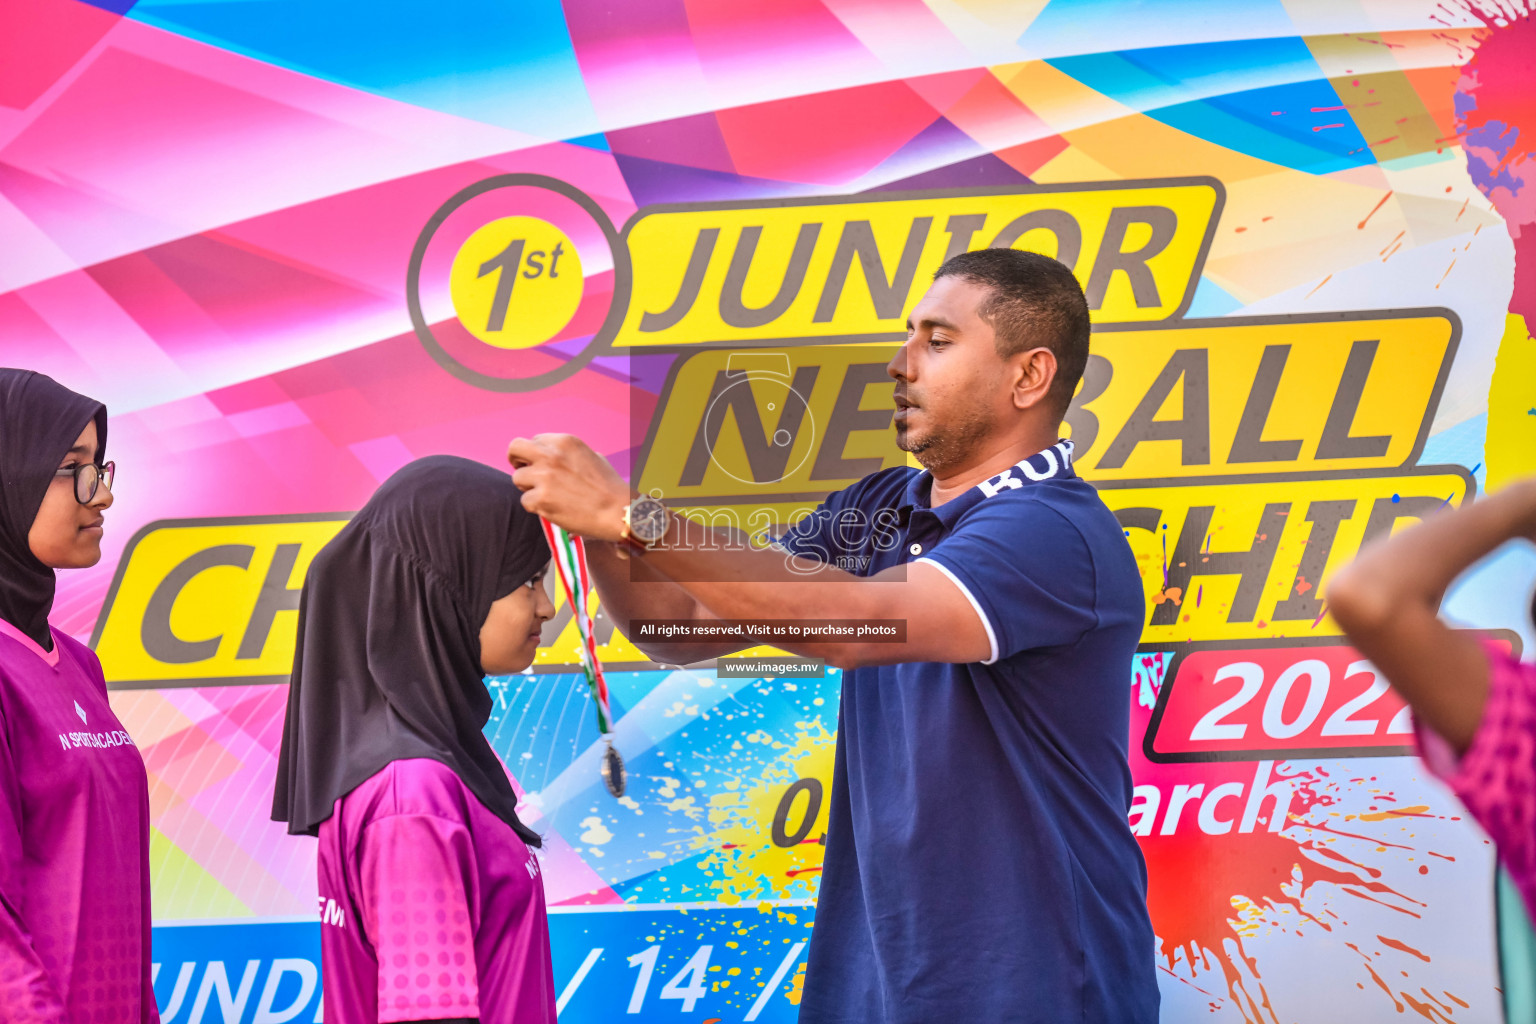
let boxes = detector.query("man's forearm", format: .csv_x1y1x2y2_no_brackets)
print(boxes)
640,519,866,619
585,519,896,666
629,518,992,666
585,538,737,664
624,520,936,668
507,434,987,666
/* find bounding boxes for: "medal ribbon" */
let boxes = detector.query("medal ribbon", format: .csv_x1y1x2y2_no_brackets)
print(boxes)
539,518,614,735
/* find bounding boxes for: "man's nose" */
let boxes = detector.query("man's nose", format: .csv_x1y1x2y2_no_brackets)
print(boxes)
887,343,910,382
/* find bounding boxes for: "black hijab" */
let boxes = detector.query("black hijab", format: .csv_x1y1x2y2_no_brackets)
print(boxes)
272,455,550,842
0,369,108,651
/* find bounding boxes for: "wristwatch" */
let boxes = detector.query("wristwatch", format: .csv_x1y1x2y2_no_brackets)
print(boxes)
618,495,671,556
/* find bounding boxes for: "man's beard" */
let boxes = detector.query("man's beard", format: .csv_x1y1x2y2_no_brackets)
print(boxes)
896,401,995,473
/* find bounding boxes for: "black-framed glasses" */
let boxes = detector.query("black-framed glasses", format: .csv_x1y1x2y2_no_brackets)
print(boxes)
54,461,115,505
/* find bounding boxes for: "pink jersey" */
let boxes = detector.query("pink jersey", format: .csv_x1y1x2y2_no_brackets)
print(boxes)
0,619,157,1024
316,757,557,1023
1417,637,1536,917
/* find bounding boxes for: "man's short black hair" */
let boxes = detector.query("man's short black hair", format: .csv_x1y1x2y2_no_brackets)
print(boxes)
933,248,1090,413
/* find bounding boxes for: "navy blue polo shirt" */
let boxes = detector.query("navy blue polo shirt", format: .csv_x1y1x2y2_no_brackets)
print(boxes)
779,439,1159,1024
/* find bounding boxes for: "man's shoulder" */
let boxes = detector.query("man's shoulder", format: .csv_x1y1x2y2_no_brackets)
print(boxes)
950,479,1137,578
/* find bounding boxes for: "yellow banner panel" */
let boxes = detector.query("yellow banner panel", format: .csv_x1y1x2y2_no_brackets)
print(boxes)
615,180,1221,346
1100,469,1471,644
93,515,349,687
1069,311,1456,481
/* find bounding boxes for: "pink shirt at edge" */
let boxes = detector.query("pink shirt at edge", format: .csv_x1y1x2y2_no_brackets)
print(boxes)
0,619,157,1024
1416,637,1536,918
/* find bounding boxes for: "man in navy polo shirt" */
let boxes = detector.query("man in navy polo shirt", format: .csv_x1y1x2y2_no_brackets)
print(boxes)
510,248,1159,1022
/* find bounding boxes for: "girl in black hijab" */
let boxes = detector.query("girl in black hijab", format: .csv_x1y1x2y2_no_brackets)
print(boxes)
273,455,557,1024
0,368,157,1022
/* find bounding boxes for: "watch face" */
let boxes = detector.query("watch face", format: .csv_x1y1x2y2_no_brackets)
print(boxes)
630,496,670,544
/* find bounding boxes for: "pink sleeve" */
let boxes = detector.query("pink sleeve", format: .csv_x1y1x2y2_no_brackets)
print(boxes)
78,646,160,1024
1415,638,1536,886
357,814,482,1024
142,787,160,1024
0,713,67,1023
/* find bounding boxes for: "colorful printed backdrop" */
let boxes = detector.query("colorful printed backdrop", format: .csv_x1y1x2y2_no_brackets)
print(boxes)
4,0,1536,1020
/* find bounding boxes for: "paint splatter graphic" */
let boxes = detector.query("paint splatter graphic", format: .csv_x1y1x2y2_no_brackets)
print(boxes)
1138,767,1448,1022
697,722,834,904
1448,1,1536,490
1130,656,1488,1021
1453,2,1536,326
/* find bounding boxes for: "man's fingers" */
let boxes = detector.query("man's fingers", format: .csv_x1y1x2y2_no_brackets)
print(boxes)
533,432,580,453
517,481,551,514
507,436,548,469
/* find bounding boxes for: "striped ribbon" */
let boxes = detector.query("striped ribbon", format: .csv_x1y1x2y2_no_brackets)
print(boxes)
539,518,614,734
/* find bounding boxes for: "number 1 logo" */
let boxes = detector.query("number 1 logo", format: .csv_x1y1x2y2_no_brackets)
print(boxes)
450,215,584,350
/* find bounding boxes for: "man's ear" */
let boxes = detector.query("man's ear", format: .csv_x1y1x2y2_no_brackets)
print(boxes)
1012,347,1058,411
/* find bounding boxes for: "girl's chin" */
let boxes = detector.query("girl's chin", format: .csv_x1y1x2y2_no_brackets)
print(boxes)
52,545,103,570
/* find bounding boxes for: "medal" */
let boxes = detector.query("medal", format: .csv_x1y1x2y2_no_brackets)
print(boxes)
540,518,626,798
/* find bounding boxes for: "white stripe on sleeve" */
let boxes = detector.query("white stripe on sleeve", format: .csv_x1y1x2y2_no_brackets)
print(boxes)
916,557,1000,665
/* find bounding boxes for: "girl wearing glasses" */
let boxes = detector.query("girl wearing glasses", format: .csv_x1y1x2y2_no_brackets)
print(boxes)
273,456,558,1024
0,369,156,1022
